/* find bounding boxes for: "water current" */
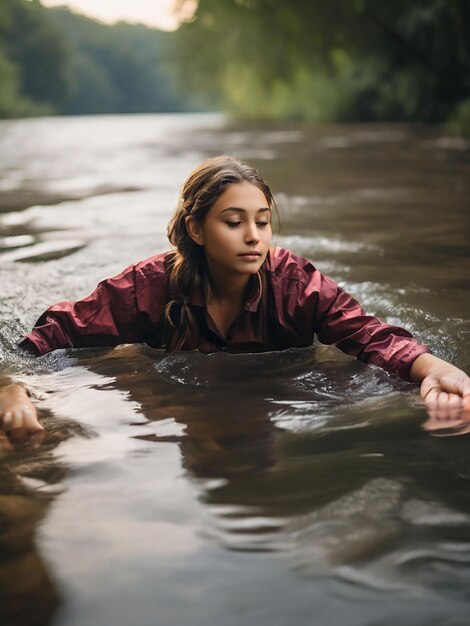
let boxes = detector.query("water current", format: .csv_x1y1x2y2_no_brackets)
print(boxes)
0,114,469,625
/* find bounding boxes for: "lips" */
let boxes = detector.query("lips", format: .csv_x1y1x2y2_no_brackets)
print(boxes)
238,251,261,257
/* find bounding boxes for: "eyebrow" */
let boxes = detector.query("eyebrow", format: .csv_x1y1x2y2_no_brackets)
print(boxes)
220,207,271,214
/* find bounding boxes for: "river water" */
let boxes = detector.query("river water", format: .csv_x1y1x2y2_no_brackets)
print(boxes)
0,114,469,626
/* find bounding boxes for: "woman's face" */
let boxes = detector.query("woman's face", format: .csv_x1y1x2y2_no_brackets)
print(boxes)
187,181,273,279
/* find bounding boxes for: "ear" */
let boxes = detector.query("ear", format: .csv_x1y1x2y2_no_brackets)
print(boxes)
185,215,204,246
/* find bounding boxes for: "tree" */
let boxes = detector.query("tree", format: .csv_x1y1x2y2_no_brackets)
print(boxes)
173,0,470,124
3,0,71,112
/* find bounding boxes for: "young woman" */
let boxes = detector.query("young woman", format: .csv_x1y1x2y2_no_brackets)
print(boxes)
1,156,469,441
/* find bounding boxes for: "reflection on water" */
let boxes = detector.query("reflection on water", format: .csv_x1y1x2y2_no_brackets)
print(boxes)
0,115,469,625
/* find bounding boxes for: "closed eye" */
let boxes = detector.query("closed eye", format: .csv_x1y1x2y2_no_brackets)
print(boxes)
225,220,270,228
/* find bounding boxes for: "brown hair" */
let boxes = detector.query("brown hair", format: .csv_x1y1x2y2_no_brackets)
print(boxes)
165,155,277,350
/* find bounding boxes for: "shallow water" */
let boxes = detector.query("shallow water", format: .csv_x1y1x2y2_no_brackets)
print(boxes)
0,114,469,626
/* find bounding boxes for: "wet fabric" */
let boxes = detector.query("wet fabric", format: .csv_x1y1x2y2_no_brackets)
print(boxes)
18,248,429,380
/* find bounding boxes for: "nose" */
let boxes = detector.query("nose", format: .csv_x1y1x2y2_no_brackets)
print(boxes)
244,221,260,244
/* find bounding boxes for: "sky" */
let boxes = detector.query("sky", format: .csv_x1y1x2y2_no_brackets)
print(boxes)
40,0,196,31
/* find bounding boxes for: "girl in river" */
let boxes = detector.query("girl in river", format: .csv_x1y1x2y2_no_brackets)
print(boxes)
1,155,469,441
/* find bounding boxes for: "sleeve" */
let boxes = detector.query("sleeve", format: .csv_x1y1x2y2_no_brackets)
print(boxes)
17,264,146,356
311,272,430,380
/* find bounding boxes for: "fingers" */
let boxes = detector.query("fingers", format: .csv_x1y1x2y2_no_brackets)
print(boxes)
422,388,470,435
0,405,44,449
463,393,470,412
0,410,12,432
0,390,44,448
1,405,42,431
421,378,470,436
22,407,44,432
446,393,463,420
10,407,26,431
424,389,469,421
421,369,470,422
435,373,470,398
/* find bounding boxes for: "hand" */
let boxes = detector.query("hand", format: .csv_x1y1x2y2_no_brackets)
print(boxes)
0,384,44,447
420,366,470,436
410,353,470,435
421,369,470,420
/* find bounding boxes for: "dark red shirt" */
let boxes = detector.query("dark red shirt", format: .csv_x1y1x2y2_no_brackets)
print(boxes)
18,248,430,380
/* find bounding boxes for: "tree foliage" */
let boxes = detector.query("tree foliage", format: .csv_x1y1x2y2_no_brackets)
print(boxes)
48,8,193,114
174,0,470,124
0,0,199,118
1,0,469,126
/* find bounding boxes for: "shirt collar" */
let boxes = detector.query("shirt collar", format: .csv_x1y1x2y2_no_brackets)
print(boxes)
189,271,263,312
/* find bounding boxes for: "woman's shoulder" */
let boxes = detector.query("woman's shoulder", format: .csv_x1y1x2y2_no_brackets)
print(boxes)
134,250,174,278
266,247,319,283
126,251,175,305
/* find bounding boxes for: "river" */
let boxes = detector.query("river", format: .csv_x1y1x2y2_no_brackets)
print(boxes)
0,114,469,626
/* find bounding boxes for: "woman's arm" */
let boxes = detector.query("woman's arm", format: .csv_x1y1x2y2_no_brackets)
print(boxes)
279,251,469,425
18,264,143,356
410,353,470,421
18,255,170,356
313,276,470,423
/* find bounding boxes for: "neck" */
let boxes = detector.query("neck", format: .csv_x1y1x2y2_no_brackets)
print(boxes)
206,262,250,304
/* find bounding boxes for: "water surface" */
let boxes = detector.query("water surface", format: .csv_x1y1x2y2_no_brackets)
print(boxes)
0,114,469,626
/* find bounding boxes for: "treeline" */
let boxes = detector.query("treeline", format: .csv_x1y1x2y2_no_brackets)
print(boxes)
2,0,470,129
0,0,201,118
174,0,470,129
